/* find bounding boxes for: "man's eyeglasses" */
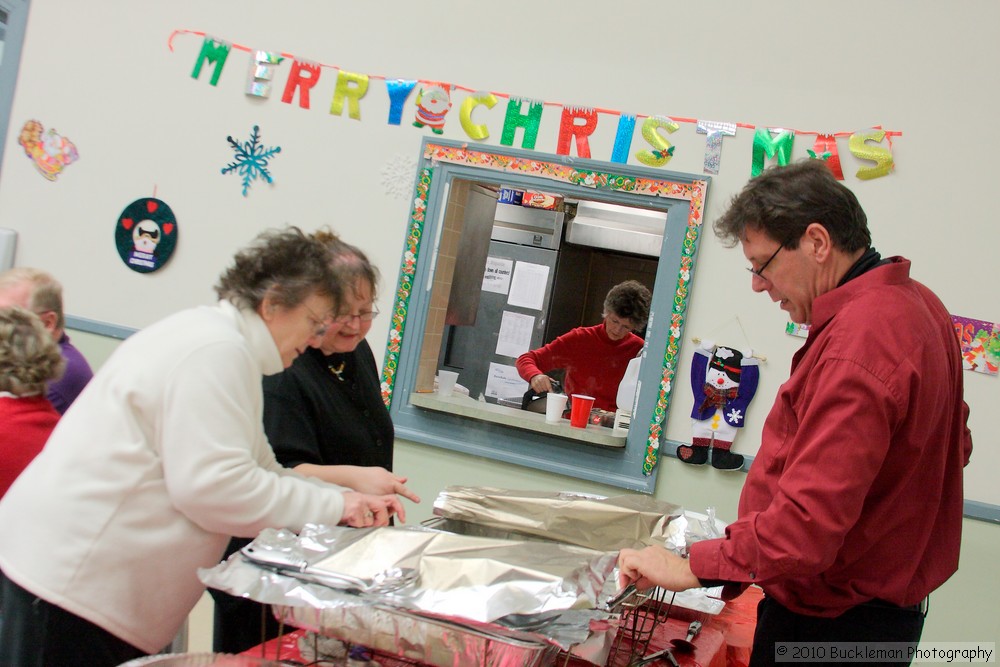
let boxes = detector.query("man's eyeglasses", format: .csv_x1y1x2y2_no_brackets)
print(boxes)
303,303,332,337
747,243,785,278
334,304,380,324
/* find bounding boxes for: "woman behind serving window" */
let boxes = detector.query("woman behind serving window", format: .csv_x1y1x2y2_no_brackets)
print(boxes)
516,279,651,412
0,227,405,667
0,306,66,499
211,232,420,653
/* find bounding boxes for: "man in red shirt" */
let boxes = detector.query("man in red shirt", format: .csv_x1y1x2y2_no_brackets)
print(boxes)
619,160,972,667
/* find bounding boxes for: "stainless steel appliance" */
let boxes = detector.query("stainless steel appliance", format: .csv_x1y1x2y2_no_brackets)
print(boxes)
438,197,564,403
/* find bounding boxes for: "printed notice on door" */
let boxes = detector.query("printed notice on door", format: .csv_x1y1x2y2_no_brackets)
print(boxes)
485,362,529,402
507,261,550,311
482,256,513,295
496,310,535,358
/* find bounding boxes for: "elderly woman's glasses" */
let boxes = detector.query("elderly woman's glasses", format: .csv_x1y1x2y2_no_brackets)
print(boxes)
334,304,380,324
303,303,331,337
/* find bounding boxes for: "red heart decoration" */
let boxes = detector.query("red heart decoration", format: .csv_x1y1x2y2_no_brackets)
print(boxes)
146,200,158,213
121,218,134,230
163,223,174,235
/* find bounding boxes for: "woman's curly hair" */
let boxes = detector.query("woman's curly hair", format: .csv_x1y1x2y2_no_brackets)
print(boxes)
0,306,66,396
604,280,652,330
214,226,343,312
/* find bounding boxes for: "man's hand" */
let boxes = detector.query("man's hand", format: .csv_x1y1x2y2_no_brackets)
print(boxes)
529,374,554,394
617,546,702,592
340,491,406,527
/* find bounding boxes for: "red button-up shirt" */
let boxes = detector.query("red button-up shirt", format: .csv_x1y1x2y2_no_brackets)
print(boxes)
690,258,972,616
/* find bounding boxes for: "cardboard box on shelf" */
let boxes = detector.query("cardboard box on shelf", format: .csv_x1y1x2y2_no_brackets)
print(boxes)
521,190,561,210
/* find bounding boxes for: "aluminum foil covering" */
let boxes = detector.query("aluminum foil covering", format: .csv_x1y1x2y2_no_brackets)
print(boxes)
199,524,619,664
279,604,561,666
432,487,685,551
661,507,726,556
430,488,732,618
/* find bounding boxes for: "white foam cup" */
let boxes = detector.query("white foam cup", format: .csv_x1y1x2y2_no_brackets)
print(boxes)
545,393,568,423
436,370,459,397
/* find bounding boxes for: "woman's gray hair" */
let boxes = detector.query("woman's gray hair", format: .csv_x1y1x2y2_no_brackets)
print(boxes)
314,230,380,301
0,306,66,396
214,226,343,312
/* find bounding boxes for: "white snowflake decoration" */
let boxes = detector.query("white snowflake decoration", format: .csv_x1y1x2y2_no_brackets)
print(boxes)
726,408,744,424
381,153,418,199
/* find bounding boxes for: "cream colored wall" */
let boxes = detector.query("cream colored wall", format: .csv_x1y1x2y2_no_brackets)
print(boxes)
9,0,999,650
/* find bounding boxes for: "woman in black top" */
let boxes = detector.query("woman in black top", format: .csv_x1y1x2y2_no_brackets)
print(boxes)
211,236,419,653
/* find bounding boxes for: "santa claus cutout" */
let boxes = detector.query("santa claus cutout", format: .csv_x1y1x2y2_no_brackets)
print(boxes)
679,341,759,470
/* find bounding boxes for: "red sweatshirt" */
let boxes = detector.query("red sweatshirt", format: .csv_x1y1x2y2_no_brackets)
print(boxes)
1,394,59,498
516,323,643,411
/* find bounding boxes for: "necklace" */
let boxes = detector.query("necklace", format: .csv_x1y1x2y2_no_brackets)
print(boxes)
328,361,345,382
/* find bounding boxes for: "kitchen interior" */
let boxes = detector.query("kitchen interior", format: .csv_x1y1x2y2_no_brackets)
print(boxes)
431,178,665,440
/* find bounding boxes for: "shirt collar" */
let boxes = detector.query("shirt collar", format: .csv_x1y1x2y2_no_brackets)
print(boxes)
218,300,284,376
812,256,910,332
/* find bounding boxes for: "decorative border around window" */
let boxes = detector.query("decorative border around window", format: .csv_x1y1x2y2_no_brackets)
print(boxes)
380,142,707,476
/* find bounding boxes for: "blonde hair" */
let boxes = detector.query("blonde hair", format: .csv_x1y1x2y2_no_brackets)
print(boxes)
0,306,66,396
0,267,65,330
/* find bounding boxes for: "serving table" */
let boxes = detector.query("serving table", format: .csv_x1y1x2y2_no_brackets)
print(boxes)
239,585,762,667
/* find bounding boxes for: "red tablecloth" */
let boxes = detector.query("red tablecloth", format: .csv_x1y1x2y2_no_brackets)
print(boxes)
241,586,763,667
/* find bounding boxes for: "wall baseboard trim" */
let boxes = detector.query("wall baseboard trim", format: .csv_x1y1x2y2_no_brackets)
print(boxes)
65,315,137,340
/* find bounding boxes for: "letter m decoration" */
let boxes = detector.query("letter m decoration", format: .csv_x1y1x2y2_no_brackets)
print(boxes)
191,37,231,87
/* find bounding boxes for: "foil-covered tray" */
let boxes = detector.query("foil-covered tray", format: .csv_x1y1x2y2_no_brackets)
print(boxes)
200,524,620,665
430,488,731,616
200,490,730,665
432,487,684,552
274,602,561,667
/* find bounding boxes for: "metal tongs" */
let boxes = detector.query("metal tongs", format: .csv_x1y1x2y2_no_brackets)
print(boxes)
240,543,418,594
603,582,638,612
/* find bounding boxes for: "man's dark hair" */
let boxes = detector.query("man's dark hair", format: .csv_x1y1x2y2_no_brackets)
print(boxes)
713,159,871,252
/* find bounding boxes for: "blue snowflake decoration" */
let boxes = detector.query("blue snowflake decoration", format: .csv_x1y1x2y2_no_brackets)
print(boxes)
221,125,281,197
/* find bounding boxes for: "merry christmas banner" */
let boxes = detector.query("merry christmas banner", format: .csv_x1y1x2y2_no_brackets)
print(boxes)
171,30,900,182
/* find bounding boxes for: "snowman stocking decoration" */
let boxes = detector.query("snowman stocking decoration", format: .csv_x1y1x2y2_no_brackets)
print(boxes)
679,341,759,470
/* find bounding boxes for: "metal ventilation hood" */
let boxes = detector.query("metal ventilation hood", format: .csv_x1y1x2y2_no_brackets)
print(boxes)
565,201,666,257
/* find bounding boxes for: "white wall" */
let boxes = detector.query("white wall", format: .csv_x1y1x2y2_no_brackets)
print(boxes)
3,0,998,648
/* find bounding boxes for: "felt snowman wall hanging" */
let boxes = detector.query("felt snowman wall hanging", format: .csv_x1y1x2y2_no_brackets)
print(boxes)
679,341,759,470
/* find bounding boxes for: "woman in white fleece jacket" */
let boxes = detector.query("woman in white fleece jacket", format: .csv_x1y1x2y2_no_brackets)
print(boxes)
0,227,405,666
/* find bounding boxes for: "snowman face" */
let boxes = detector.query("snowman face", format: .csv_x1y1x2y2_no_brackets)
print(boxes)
133,219,161,253
706,366,739,390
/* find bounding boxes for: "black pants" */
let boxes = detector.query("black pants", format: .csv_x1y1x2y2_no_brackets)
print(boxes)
0,570,146,667
208,536,286,654
750,595,925,667
208,587,285,654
